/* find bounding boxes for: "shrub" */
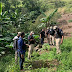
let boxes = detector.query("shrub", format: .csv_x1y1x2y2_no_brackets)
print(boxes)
68,20,72,23
42,43,50,51
60,38,72,52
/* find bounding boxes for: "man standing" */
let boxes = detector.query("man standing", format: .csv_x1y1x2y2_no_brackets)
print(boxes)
18,32,26,70
40,29,45,45
53,26,64,54
46,27,50,44
49,26,55,46
13,32,21,64
28,31,35,59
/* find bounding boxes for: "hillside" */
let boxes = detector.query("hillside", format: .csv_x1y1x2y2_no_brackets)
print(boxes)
0,0,72,72
58,13,72,38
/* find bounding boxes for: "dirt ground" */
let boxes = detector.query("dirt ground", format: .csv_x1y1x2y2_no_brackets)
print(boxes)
57,13,72,38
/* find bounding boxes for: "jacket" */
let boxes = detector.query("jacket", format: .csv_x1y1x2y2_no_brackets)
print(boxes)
18,37,26,54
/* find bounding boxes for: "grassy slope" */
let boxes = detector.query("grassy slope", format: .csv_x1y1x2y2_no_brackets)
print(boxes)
0,0,72,72
0,37,72,72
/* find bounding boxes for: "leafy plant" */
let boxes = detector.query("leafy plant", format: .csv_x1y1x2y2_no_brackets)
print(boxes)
68,20,72,23
40,9,58,27
41,43,50,51
5,42,13,48
0,2,2,15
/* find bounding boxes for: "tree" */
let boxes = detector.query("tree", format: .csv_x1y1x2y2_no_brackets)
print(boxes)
40,9,58,28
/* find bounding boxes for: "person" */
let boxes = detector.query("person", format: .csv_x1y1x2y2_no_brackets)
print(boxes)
46,27,50,44
49,26,55,46
28,31,35,59
53,26,64,54
13,32,21,64
18,32,27,70
40,29,45,45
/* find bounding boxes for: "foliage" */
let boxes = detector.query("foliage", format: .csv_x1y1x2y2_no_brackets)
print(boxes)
38,51,55,61
0,37,72,72
40,9,58,27
5,42,13,48
60,38,72,52
1,33,40,49
0,0,72,72
0,51,14,72
41,43,50,51
33,35,40,44
54,0,66,8
68,20,72,23
0,0,72,34
5,58,20,72
0,2,2,15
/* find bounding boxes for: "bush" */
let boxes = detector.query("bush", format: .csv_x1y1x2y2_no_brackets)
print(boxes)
42,43,50,51
60,38,72,52
5,58,20,72
68,20,72,23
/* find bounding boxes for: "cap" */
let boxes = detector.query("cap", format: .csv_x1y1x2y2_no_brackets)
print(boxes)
47,27,49,29
53,26,58,30
18,32,21,35
30,31,34,34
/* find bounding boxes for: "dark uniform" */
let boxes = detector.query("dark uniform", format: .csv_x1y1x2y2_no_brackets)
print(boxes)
46,29,50,44
40,31,45,45
28,35,35,59
49,28,55,45
55,28,64,54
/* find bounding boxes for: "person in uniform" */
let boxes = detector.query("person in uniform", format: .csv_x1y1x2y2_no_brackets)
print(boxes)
53,26,64,54
49,26,55,46
28,31,35,59
46,27,50,44
40,29,45,45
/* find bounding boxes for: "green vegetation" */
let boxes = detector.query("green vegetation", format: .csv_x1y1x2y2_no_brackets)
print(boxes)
68,20,72,23
0,37,72,72
40,9,58,27
0,0,72,34
0,0,72,72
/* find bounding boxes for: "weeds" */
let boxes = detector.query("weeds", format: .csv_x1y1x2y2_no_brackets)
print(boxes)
0,38,72,72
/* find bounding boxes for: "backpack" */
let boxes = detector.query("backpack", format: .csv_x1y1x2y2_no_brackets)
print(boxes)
50,29,54,35
46,29,50,35
22,40,27,52
13,39,18,50
57,29,63,37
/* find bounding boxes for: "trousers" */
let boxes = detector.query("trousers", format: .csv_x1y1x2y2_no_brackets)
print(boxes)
28,44,34,59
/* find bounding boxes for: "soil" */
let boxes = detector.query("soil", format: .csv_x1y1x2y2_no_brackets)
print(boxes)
32,59,59,69
57,13,72,38
25,59,59,71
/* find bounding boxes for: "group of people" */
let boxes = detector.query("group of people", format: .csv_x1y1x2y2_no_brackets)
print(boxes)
13,31,35,70
13,25,64,71
40,26,64,54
